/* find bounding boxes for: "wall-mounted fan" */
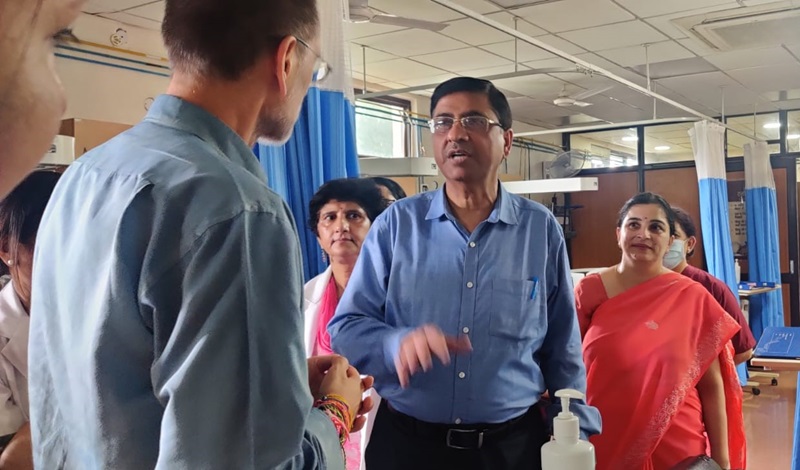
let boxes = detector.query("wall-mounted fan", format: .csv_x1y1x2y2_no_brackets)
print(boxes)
348,0,448,32
545,150,587,178
553,84,613,108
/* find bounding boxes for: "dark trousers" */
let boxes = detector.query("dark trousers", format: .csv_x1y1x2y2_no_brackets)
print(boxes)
365,400,549,470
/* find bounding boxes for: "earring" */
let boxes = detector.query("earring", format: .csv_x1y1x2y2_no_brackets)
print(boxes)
5,260,12,266
321,250,328,264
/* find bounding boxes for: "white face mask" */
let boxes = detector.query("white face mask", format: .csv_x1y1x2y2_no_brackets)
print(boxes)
662,238,686,270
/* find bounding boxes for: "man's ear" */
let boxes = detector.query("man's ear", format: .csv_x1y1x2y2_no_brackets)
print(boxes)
272,36,299,97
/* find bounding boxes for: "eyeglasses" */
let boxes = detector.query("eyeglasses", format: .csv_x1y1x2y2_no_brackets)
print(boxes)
295,37,331,83
428,116,503,135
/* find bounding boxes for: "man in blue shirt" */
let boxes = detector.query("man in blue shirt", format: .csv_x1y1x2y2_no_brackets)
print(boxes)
28,1,370,468
329,77,601,469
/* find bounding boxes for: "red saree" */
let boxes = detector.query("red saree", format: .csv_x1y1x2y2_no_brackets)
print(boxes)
575,272,746,470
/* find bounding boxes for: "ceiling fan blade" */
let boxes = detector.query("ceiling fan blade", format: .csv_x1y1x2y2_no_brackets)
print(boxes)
571,85,614,101
370,14,448,32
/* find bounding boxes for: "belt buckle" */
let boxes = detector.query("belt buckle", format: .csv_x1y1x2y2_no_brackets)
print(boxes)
446,428,484,450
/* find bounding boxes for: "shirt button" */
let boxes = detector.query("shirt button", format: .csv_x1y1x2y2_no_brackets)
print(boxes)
458,372,466,379
469,242,476,248
466,281,474,288
455,418,462,424
462,327,470,334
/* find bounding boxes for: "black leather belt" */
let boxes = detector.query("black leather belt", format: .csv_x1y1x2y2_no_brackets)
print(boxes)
382,401,543,450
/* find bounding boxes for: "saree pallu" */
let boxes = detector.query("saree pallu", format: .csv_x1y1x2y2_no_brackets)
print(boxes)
575,272,746,470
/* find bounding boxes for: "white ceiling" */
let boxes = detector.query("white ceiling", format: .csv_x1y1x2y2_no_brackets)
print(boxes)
83,0,800,132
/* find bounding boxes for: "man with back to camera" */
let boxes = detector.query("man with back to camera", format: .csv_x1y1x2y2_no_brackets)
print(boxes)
664,206,756,364
28,0,373,468
328,77,601,470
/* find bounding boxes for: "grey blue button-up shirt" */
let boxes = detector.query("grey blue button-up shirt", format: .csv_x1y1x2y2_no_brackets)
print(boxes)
29,95,342,469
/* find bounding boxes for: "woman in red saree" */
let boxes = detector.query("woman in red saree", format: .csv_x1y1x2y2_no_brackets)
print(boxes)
574,192,746,470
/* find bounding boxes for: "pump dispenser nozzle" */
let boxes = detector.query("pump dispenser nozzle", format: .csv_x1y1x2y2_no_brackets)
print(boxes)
554,389,584,445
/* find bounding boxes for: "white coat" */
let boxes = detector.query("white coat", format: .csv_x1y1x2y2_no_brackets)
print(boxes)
0,282,29,436
303,267,380,470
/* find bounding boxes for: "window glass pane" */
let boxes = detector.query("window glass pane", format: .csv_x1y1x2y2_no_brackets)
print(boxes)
570,129,638,169
788,111,800,153
355,101,406,158
726,113,781,157
644,123,694,164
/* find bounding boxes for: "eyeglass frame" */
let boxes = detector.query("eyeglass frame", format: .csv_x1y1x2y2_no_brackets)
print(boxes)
295,36,331,83
427,115,504,135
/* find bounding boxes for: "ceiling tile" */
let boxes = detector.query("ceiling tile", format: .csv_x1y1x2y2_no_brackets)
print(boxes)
98,12,161,30
448,0,502,13
643,4,752,40
483,12,548,36
369,0,464,22
124,1,164,21
357,30,466,56
493,75,570,98
677,38,718,56
413,48,512,72
613,0,735,18
480,41,556,63
628,57,718,80
363,58,449,82
656,71,760,111
727,63,800,93
560,21,668,51
352,74,392,85
458,63,531,79
705,46,799,71
397,74,458,88
523,57,576,70
83,0,155,13
514,0,634,33
531,35,586,55
441,18,518,46
573,52,651,83
345,22,405,40
598,40,695,67
348,44,398,66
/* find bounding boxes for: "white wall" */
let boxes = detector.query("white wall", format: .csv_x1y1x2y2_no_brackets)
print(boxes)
58,13,170,125
57,57,169,125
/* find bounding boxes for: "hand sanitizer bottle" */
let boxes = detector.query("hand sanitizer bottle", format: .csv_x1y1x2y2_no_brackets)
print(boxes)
541,389,595,470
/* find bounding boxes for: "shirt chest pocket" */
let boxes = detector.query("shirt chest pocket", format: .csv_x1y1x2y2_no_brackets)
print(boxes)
489,279,544,340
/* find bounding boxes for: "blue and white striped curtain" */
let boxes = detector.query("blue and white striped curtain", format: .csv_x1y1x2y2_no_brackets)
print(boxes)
744,141,783,338
689,121,747,384
254,0,360,281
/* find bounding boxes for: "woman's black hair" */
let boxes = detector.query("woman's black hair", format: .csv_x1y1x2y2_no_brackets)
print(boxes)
616,192,675,236
308,178,386,236
370,176,407,201
0,170,61,264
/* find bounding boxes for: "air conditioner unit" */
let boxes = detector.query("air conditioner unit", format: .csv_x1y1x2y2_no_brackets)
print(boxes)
40,135,76,165
673,1,800,51
358,157,439,177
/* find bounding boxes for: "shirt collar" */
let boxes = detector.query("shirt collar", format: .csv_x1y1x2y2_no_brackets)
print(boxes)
143,95,267,182
425,182,518,226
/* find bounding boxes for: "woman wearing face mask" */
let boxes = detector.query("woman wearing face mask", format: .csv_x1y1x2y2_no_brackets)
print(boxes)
574,192,746,470
304,178,387,470
0,170,60,470
664,207,756,365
